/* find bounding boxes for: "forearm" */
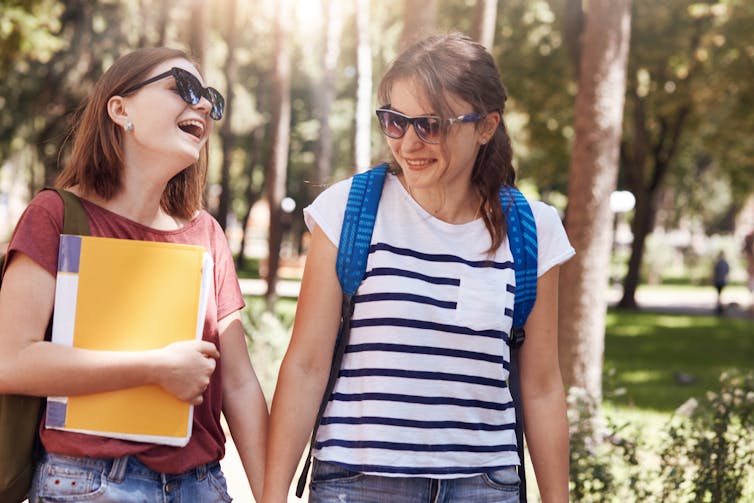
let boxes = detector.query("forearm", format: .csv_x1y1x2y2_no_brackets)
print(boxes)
523,384,570,502
224,380,268,501
0,342,162,396
262,358,329,502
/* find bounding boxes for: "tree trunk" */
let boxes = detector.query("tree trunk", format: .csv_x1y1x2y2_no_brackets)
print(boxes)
399,0,437,50
265,0,293,309
236,124,265,272
471,0,498,50
353,0,372,173
558,0,632,402
187,0,207,67
315,0,342,186
215,0,239,230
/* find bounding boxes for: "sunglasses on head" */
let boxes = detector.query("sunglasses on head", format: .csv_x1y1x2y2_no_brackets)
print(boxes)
122,67,225,121
375,106,484,144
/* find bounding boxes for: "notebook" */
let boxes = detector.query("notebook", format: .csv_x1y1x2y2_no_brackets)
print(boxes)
45,234,213,446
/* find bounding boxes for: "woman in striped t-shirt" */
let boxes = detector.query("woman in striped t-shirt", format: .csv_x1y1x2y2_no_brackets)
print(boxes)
263,33,574,503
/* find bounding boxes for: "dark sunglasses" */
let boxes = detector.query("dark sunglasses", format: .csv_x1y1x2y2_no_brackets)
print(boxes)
122,67,225,120
375,106,484,144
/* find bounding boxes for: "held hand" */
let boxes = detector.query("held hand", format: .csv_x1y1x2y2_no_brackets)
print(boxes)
154,340,220,404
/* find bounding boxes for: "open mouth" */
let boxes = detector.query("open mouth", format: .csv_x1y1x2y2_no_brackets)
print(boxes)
177,119,205,140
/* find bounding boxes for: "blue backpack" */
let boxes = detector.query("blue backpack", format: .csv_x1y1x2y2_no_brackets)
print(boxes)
297,163,538,501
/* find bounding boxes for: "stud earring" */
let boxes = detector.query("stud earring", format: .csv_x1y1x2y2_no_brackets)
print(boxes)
125,119,134,132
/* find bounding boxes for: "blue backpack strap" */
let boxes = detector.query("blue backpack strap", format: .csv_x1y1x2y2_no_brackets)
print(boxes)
336,163,389,296
295,163,388,498
500,186,538,339
500,185,537,503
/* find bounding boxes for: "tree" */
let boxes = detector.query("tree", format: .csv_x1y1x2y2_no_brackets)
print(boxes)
399,0,437,50
314,0,343,184
264,0,293,308
353,0,372,172
617,0,745,307
215,0,240,230
472,0,498,50
558,0,632,400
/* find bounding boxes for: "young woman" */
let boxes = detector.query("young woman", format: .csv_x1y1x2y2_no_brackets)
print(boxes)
263,33,573,503
0,47,267,501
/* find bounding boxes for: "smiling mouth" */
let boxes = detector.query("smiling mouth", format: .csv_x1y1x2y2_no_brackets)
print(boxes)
178,119,204,140
405,159,434,167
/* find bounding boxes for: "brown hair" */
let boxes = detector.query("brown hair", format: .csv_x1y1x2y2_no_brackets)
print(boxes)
55,47,207,219
377,33,515,252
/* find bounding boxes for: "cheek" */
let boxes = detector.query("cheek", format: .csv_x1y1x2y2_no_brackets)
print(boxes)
386,138,402,156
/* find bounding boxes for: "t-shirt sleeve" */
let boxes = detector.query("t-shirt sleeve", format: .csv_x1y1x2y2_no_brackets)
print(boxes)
303,177,353,248
208,216,245,320
6,190,65,278
530,201,575,277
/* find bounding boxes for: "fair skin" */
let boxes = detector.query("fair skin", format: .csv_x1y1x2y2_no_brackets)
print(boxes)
0,58,267,499
263,78,568,502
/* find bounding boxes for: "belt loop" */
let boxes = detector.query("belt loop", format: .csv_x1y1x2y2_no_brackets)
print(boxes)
107,455,129,483
195,462,208,481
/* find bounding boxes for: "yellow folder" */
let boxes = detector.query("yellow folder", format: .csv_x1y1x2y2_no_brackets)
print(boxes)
46,235,213,446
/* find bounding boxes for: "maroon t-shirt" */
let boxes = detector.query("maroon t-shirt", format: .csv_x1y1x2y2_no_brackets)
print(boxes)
5,190,245,473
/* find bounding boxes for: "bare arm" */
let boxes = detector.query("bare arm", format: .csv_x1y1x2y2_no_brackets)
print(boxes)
519,266,570,502
261,225,342,503
0,252,219,404
221,311,269,501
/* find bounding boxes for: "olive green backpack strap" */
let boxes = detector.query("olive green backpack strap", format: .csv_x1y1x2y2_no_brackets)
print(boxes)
0,188,89,503
48,188,90,236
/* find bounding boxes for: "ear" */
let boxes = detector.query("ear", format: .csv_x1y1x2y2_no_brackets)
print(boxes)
107,95,130,129
478,111,501,144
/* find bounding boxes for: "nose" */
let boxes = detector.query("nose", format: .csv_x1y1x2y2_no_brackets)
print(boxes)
400,123,425,151
193,95,213,116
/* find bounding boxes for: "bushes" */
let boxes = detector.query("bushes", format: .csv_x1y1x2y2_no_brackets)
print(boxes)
568,371,754,502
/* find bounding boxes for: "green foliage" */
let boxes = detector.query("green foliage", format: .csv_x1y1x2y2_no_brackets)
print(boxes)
240,296,296,402
568,371,754,502
655,371,754,502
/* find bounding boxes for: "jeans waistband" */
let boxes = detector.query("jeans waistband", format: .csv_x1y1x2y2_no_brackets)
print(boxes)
43,452,218,484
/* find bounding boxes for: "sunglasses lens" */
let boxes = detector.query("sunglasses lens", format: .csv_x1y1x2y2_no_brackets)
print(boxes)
378,110,408,139
415,117,441,143
206,88,225,120
174,69,224,120
174,69,202,106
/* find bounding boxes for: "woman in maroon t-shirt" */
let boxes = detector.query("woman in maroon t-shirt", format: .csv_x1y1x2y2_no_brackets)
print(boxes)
0,48,267,501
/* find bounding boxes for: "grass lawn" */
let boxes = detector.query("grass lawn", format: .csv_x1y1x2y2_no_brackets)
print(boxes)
604,307,754,413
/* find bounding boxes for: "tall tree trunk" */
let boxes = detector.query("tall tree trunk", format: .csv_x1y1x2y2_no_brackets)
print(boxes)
353,0,372,173
236,124,265,272
399,0,437,50
471,0,498,50
187,0,207,66
558,0,632,402
315,0,342,186
618,16,704,307
265,0,293,309
215,0,239,230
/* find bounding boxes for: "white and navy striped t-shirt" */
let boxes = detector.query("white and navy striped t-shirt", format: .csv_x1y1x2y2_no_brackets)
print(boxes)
304,172,575,479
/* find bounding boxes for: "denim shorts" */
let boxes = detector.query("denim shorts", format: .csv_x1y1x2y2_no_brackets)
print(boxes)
308,459,520,503
28,452,232,502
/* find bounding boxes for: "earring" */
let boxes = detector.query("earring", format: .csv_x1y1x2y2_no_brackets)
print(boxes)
125,119,134,132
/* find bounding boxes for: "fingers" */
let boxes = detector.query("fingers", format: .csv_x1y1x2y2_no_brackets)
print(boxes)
197,340,221,360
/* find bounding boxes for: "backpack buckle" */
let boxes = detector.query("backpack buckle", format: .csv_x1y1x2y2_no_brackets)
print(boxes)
510,326,525,349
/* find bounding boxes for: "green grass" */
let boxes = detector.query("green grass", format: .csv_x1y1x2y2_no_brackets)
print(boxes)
604,308,754,413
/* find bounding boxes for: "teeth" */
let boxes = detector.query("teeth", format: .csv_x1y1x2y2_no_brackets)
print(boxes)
406,159,432,166
178,119,205,137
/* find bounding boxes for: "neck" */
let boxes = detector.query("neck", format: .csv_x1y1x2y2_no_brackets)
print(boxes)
401,175,481,224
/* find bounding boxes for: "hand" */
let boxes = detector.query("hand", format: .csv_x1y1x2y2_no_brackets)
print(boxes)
153,340,220,404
